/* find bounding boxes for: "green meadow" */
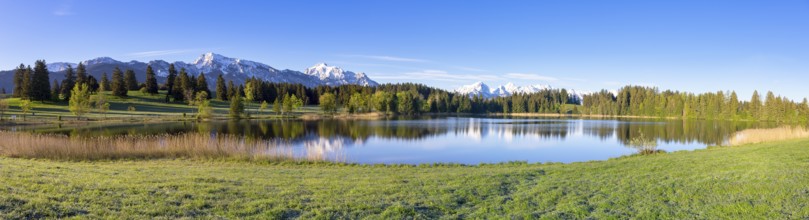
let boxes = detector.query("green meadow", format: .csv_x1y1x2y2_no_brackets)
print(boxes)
1,138,808,219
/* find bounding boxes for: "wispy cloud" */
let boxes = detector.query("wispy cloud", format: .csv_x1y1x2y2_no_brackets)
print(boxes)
452,66,486,72
53,2,74,16
343,54,429,63
504,73,558,81
124,49,201,58
373,70,500,82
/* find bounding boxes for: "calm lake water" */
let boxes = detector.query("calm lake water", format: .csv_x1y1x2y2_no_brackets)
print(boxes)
3,117,775,164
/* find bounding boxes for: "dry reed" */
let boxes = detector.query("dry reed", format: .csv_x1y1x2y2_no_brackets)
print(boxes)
0,131,329,161
727,126,809,146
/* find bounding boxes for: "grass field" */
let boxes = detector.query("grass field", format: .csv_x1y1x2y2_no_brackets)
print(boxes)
0,91,320,123
1,138,808,219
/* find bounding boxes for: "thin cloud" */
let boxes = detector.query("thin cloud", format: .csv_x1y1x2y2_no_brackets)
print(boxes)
53,2,74,16
504,73,558,82
452,66,486,72
373,70,501,82
343,54,430,63
125,49,201,58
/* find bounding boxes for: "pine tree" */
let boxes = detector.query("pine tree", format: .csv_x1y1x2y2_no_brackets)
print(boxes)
124,69,139,91
21,66,33,99
111,67,127,97
75,62,87,86
30,60,52,101
100,73,110,92
750,91,762,120
12,64,25,98
227,80,236,99
144,65,159,95
173,68,191,101
87,75,99,93
51,80,60,101
215,74,227,101
165,64,177,102
60,64,76,101
196,72,211,99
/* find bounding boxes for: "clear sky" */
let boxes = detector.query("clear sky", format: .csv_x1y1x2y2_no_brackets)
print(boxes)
1,0,808,100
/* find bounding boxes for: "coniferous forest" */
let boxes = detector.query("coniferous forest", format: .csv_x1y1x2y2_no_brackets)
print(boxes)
9,60,809,122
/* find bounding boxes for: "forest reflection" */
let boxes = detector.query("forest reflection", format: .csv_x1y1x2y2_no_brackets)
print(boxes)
23,117,777,149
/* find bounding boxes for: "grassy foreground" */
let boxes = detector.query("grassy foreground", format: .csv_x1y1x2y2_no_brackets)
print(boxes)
2,139,809,219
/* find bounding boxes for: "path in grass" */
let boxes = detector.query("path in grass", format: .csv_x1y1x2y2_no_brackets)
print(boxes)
1,139,808,219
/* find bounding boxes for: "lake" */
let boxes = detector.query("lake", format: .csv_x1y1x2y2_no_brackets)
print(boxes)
2,117,775,164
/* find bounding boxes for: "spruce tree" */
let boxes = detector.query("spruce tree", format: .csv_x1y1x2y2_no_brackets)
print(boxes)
196,72,211,99
229,95,244,119
30,60,52,101
21,66,33,99
144,65,159,95
215,74,227,101
165,64,177,102
75,62,87,86
100,73,110,92
173,68,190,101
227,80,236,99
124,69,139,91
51,80,60,101
750,91,762,120
60,64,76,101
87,75,99,93
111,67,127,97
12,64,25,98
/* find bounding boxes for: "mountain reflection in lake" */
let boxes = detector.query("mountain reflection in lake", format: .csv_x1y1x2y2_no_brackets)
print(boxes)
6,117,776,164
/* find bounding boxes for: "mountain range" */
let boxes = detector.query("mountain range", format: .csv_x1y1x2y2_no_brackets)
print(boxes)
0,53,378,92
454,81,594,103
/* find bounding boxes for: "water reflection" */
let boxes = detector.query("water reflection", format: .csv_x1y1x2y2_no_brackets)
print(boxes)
1,117,780,164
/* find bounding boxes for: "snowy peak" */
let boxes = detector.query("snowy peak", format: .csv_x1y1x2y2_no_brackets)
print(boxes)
46,62,77,72
83,57,120,66
456,82,552,98
304,63,378,86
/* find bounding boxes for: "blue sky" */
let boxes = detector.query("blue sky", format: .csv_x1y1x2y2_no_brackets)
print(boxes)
1,0,808,100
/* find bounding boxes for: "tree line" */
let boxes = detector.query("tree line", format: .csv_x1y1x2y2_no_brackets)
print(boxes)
581,86,809,122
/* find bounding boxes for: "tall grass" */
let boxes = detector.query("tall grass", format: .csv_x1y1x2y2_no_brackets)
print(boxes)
0,131,331,161
727,126,809,146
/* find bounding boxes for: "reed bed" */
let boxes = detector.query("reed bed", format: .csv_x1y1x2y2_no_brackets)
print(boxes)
0,131,329,161
727,126,809,146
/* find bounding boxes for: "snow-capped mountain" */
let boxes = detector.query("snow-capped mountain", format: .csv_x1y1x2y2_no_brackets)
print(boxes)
455,82,553,98
0,53,379,91
304,63,378,86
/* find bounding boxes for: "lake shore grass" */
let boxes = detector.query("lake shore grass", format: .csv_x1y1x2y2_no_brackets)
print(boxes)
1,138,808,218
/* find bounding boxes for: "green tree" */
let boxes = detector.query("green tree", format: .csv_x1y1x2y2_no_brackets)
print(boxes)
144,65,159,95
30,60,52,101
215,74,227,101
347,93,367,113
229,96,244,119
86,75,99,93
100,73,110,92
12,64,25,98
196,72,211,99
51,80,60,101
319,92,338,115
19,100,32,121
272,97,281,114
244,82,255,114
111,67,127,97
227,80,237,99
173,68,191,101
60,64,76,101
282,94,303,115
195,91,212,119
750,90,762,120
165,64,177,102
259,101,269,115
68,83,91,120
124,69,139,91
21,66,33,99
75,62,87,86
94,92,109,119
